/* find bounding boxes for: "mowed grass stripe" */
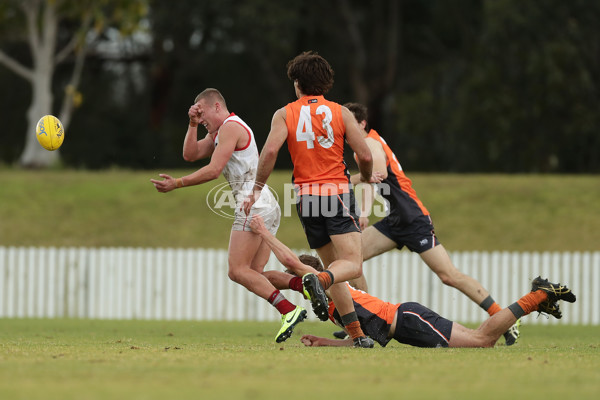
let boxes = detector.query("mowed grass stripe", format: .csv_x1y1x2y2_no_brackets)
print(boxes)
1,169,599,250
0,319,599,400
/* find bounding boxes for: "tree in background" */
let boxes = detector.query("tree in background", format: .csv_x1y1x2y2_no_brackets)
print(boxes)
461,0,600,172
1,0,598,172
394,0,600,172
0,0,146,168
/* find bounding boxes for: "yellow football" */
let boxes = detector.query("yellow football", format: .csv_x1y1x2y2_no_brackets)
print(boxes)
36,115,65,151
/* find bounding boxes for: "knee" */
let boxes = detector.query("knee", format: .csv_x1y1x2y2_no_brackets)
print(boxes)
227,269,240,283
437,270,463,288
228,268,247,284
348,263,362,280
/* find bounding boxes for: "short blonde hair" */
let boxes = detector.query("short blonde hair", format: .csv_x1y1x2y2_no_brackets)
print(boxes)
194,88,227,108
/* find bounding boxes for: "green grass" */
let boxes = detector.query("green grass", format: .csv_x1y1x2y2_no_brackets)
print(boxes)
2,170,599,399
1,169,599,251
0,319,599,400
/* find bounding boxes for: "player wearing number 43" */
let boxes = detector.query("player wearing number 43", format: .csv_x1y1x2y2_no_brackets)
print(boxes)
243,51,382,347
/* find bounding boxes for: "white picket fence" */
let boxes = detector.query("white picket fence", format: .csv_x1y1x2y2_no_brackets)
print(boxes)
0,246,598,325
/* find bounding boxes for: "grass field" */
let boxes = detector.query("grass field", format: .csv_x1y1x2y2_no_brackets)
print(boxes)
0,319,599,400
1,169,599,399
1,169,599,250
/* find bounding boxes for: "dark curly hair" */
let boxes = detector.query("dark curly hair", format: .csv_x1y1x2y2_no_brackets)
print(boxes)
285,254,324,275
287,51,334,96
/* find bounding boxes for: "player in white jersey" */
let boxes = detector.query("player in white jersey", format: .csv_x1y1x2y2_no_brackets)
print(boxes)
151,88,306,343
215,113,280,234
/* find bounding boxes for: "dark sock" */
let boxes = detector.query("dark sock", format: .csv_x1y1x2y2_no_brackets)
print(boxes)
508,303,526,319
341,312,364,340
479,295,502,316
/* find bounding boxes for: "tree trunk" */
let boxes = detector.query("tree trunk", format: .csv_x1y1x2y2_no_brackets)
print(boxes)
20,69,58,168
18,1,60,168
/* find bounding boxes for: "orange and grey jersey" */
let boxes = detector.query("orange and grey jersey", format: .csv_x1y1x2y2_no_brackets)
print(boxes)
285,96,351,195
328,283,401,347
368,129,429,226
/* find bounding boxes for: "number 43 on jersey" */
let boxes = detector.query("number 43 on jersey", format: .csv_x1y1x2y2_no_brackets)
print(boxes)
296,105,334,149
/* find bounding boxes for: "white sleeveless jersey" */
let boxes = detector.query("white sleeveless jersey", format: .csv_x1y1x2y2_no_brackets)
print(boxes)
215,114,277,210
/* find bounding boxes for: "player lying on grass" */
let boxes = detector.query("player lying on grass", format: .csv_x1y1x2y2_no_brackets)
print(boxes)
249,215,577,348
343,102,519,346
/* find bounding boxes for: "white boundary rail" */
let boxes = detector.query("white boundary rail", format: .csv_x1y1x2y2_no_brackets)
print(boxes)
0,247,598,325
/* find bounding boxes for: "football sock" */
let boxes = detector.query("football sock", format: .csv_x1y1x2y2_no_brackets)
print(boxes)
508,290,549,318
479,295,502,316
317,270,335,290
341,312,365,340
268,290,296,315
288,276,304,294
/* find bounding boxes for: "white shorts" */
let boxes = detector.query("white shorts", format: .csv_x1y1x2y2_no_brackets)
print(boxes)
231,202,281,235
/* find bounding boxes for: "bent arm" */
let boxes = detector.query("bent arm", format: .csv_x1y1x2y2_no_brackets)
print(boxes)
182,124,239,186
183,103,215,161
183,126,215,162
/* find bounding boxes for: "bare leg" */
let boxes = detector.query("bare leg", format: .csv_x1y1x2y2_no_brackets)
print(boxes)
420,244,490,305
228,230,278,300
362,226,398,261
327,231,363,281
449,309,518,348
351,226,397,291
311,232,373,344
315,235,361,320
250,239,273,273
263,270,297,290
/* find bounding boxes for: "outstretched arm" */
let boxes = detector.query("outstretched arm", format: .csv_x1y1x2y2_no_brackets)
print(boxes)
151,122,239,192
249,215,316,277
301,334,353,347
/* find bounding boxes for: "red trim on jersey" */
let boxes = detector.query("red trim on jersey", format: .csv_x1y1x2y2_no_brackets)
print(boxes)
217,113,253,151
